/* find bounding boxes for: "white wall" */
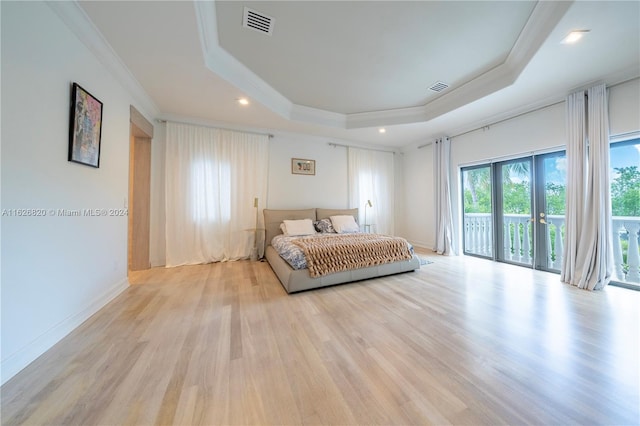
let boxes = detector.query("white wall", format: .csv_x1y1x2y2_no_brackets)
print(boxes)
610,78,640,137
450,103,565,169
1,2,155,384
400,77,640,252
267,133,349,209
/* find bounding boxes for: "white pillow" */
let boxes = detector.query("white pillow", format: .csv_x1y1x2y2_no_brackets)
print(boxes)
330,215,360,233
282,219,317,236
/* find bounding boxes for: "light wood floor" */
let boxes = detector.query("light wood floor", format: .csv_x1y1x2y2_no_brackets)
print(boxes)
2,252,639,425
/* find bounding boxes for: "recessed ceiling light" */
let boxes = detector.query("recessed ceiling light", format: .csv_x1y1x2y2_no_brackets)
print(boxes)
238,98,249,106
378,128,386,134
561,30,590,44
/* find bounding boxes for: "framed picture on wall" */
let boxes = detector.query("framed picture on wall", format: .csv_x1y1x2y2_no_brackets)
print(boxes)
68,82,103,168
291,158,315,175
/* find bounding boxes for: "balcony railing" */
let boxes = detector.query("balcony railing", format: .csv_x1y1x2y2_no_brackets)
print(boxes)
463,213,640,285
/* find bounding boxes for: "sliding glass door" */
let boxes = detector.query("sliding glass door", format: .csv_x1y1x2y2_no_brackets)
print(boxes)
495,158,533,267
461,150,566,272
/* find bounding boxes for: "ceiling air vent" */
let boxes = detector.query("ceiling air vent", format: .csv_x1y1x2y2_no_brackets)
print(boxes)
428,81,449,93
243,7,275,36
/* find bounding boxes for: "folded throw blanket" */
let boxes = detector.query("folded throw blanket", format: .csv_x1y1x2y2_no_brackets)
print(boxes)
292,233,412,277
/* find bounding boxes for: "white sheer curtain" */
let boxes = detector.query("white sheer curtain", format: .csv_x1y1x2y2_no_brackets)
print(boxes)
348,147,394,235
561,83,613,290
433,137,456,255
165,122,268,267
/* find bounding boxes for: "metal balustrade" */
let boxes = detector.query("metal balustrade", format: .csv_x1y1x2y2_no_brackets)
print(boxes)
463,213,640,285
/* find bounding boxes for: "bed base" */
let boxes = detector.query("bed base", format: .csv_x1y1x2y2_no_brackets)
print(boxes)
265,245,420,293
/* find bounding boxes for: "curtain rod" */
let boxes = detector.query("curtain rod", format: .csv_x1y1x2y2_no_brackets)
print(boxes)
328,142,395,154
157,119,273,138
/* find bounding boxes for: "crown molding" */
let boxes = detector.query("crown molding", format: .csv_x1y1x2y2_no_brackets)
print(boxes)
290,104,346,128
47,1,160,120
195,0,572,130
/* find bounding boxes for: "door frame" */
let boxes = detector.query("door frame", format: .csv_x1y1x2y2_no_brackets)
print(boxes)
128,106,154,274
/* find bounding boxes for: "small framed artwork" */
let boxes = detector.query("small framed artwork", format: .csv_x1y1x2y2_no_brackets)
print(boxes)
68,82,103,168
291,158,315,175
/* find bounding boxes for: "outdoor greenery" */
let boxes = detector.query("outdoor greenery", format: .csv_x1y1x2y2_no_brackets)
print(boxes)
463,167,491,213
544,183,566,215
463,165,639,217
611,166,640,217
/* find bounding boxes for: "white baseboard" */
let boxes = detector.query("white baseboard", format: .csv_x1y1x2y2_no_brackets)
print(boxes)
1,278,129,385
150,258,166,268
408,240,435,251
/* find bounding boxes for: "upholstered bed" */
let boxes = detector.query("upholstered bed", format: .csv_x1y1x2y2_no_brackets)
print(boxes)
263,208,420,293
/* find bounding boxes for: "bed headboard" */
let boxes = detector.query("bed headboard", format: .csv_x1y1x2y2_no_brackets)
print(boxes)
263,208,316,249
317,208,358,221
262,207,359,249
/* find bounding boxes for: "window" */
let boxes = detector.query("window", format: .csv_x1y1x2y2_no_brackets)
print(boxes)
610,138,640,288
190,159,231,224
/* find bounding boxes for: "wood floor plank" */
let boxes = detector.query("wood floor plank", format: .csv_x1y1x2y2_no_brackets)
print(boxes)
2,252,638,425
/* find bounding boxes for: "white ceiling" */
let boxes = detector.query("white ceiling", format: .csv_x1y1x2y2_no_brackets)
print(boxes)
78,0,640,149
216,1,537,114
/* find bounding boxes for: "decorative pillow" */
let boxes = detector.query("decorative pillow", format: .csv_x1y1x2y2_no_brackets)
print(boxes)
282,219,317,236
314,218,337,233
330,215,360,233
